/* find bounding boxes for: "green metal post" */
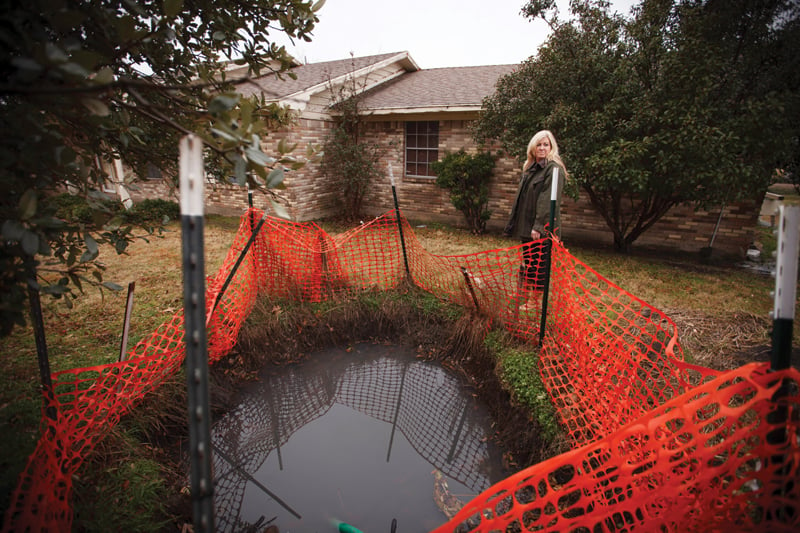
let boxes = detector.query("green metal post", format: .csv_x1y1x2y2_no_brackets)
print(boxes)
389,164,410,277
25,257,57,424
539,168,559,347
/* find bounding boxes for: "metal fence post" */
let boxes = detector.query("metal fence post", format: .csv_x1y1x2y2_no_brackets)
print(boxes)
25,257,57,424
118,282,135,363
388,164,410,278
767,204,799,524
180,134,215,532
771,205,799,371
539,168,559,347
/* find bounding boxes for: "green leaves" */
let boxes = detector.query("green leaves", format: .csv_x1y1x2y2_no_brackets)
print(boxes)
497,347,560,443
21,232,40,257
266,167,285,189
101,281,124,291
0,0,323,336
81,98,111,117
2,216,41,256
81,235,99,263
19,190,37,220
319,74,382,219
245,146,276,167
431,150,495,234
208,94,240,116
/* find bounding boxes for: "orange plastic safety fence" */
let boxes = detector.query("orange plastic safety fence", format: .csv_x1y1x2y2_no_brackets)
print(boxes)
3,208,798,532
541,241,722,447
433,362,799,532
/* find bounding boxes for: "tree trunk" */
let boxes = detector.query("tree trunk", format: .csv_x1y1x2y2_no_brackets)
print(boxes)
612,232,632,254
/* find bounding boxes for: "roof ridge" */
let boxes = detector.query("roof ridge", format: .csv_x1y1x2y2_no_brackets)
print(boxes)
421,63,520,71
295,51,408,67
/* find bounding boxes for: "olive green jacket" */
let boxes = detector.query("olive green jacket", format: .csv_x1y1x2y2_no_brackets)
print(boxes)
504,160,564,241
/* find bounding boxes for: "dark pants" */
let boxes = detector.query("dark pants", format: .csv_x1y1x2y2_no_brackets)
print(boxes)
519,239,546,292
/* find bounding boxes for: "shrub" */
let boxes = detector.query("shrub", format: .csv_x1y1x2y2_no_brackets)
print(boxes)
50,193,124,226
431,150,495,234
125,199,180,225
320,65,383,220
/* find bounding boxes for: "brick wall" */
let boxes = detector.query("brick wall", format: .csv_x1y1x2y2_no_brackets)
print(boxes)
127,175,272,216
559,194,758,256
360,119,517,226
357,118,758,256
128,117,339,219
263,117,339,221
129,117,759,257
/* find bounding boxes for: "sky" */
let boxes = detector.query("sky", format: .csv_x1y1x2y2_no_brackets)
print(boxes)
276,0,642,69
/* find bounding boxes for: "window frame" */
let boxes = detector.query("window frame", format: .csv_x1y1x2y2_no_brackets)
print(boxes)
404,121,439,178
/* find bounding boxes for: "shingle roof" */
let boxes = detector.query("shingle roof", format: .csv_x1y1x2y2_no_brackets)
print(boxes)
236,52,413,100
232,52,518,113
359,64,518,113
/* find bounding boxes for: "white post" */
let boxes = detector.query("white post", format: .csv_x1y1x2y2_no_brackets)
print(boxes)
771,205,800,370
112,157,133,209
550,167,559,200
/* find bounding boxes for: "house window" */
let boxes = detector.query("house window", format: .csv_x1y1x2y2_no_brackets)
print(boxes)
405,121,439,178
146,162,163,180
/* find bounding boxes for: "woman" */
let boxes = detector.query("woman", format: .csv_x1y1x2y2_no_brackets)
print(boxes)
504,130,567,311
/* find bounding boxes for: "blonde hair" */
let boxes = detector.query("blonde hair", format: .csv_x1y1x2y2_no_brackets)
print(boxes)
523,130,567,176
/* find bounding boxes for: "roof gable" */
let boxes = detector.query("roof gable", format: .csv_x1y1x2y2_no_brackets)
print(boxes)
238,52,418,104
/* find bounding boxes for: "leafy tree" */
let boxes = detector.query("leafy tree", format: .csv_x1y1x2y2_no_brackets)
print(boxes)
477,0,799,252
0,0,325,336
431,149,496,234
320,66,383,220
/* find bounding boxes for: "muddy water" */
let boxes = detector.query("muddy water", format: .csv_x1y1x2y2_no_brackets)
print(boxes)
210,343,508,532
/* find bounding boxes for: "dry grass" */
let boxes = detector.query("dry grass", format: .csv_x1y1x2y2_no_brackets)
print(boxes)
410,223,513,256
662,308,773,369
567,245,790,369
0,217,238,522
9,217,781,376
2,219,236,374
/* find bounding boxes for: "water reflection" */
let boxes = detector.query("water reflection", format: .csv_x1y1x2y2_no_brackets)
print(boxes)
211,343,506,532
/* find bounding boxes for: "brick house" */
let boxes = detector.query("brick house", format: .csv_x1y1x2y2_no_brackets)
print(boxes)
130,51,760,256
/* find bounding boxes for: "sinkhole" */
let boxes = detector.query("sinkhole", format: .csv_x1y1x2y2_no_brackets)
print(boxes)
210,342,510,532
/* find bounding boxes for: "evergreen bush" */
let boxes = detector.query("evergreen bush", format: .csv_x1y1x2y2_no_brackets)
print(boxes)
431,149,495,234
51,193,124,226
125,199,180,225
